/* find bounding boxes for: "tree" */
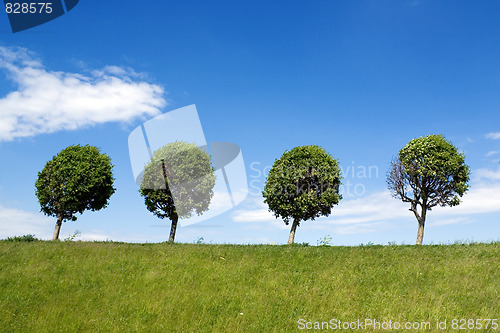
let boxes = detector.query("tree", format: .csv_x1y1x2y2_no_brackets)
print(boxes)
139,141,216,242
387,134,470,245
263,145,342,244
35,145,115,240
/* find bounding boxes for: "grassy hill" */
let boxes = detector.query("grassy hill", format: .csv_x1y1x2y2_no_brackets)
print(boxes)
0,241,498,332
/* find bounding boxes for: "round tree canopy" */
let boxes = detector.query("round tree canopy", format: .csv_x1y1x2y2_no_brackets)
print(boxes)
398,134,469,206
139,141,216,220
35,144,115,222
263,145,342,225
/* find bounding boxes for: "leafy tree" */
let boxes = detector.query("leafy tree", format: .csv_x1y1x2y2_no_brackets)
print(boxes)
387,134,470,245
35,145,115,240
139,141,216,242
263,145,342,244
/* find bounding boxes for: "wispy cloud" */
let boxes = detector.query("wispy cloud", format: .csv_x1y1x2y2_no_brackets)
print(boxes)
231,197,290,230
474,167,500,182
0,205,53,239
485,132,500,140
76,231,112,242
0,205,171,242
485,151,499,157
0,46,166,142
436,182,500,215
431,217,472,227
232,197,274,223
328,222,392,235
232,167,500,234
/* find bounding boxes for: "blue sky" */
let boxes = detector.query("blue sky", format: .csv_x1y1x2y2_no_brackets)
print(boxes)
0,0,499,245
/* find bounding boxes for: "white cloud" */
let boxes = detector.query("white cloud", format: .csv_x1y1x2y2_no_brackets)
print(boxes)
232,209,274,222
233,205,275,222
232,197,274,222
0,205,53,239
326,191,409,223
328,222,391,235
232,168,500,234
474,167,500,181
0,205,164,242
76,232,111,242
485,151,499,157
430,217,472,227
232,191,408,227
0,46,166,141
231,197,289,229
433,182,500,215
485,132,500,140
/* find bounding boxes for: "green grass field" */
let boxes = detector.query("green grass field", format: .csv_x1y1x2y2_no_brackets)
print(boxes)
0,241,498,332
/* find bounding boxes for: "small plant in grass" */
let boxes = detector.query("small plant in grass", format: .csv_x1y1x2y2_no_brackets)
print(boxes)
6,234,38,242
317,235,333,246
64,230,81,241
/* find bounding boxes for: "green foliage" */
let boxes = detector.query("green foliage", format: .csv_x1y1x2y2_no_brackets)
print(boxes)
0,241,498,332
35,144,115,222
5,234,38,242
388,135,470,244
263,145,342,225
389,134,470,208
139,141,216,220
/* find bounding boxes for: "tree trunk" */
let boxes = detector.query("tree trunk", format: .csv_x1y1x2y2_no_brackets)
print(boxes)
52,213,63,241
416,220,425,245
415,204,427,245
162,159,178,243
169,214,178,243
288,218,300,244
